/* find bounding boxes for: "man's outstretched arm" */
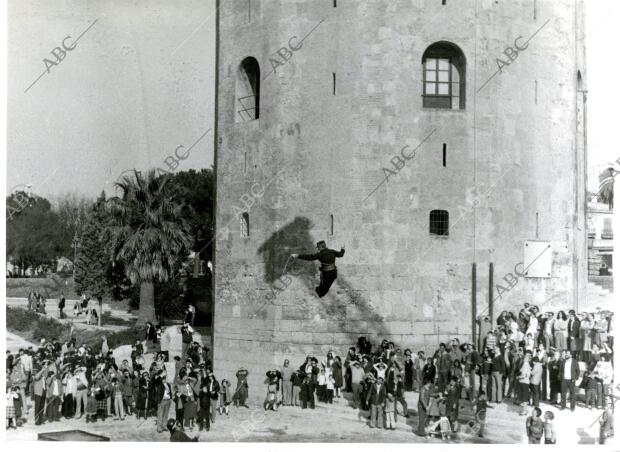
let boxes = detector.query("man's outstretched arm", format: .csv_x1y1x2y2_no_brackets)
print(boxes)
292,252,318,260
335,246,345,258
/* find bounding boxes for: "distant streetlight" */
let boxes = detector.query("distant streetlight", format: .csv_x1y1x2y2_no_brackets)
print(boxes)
72,233,80,280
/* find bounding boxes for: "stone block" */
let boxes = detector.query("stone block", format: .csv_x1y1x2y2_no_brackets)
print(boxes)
411,321,436,335
301,319,328,332
332,333,355,345
313,333,333,345
272,331,292,342
291,331,313,344
345,321,368,333
326,320,347,333
387,321,413,335
279,320,302,332
282,306,308,320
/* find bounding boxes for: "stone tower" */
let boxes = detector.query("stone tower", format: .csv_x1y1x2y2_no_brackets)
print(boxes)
212,0,587,393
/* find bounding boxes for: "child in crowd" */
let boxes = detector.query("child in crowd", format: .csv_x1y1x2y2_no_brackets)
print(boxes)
445,378,460,432
524,333,535,353
291,370,303,407
94,383,108,421
333,356,343,399
394,374,409,420
110,377,125,420
300,375,314,409
582,371,599,410
426,389,450,440
317,369,327,403
85,387,98,423
384,392,396,430
234,367,249,408
264,371,279,411
599,401,614,445
427,385,443,423
474,392,490,438
325,370,335,404
6,386,19,429
543,411,556,444
480,354,492,396
173,389,184,429
121,371,134,416
526,407,544,444
427,415,452,440
218,379,231,415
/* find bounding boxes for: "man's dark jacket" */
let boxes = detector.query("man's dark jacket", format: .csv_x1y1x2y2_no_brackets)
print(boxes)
366,383,387,405
558,358,580,381
298,248,345,271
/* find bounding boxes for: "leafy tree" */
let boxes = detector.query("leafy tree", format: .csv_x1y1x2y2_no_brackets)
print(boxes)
6,191,64,275
52,192,93,258
106,170,193,325
74,193,112,326
169,168,215,262
106,259,133,302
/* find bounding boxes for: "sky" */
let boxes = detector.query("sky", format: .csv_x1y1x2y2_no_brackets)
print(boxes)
5,0,618,200
6,0,216,200
584,0,619,190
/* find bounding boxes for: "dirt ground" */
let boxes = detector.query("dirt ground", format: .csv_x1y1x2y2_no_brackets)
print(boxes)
5,383,612,444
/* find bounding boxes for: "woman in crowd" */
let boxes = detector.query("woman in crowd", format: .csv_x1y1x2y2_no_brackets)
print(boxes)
580,314,593,363
7,302,615,443
553,311,569,350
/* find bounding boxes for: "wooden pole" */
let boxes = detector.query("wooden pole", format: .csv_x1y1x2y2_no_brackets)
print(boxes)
489,262,494,323
472,263,477,345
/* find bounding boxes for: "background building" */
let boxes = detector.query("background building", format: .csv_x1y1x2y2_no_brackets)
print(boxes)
587,200,614,295
212,0,587,392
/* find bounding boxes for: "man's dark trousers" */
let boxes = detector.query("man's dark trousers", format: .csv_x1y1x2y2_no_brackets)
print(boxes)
316,270,337,298
438,372,449,392
46,396,60,421
561,379,576,410
395,396,408,419
34,394,46,424
417,402,427,435
530,383,540,407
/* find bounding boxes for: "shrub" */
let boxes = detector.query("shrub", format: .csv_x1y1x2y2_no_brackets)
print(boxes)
5,308,70,347
6,307,143,351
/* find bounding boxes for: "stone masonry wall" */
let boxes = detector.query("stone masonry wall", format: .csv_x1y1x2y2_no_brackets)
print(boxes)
212,0,586,397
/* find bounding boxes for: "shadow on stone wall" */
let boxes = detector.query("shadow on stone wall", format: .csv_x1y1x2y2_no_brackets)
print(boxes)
257,216,390,339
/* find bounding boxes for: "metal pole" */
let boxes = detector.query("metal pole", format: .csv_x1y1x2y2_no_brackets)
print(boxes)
472,263,477,345
488,262,494,323
73,239,77,280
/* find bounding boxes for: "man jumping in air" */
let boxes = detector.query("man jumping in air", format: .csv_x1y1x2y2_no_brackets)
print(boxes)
291,241,345,298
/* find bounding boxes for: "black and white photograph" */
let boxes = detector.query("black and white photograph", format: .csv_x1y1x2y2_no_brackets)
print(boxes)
3,0,619,446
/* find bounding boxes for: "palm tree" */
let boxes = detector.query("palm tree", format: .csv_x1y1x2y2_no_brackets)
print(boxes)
106,170,193,325
598,163,618,210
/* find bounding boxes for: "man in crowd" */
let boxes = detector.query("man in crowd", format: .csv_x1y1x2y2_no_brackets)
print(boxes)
366,376,387,428
559,350,579,411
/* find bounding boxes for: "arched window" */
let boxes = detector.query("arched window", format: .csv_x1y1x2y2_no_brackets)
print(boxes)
429,210,449,236
422,42,466,110
236,57,260,122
